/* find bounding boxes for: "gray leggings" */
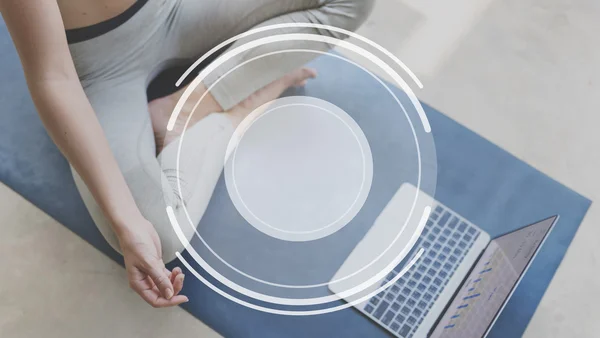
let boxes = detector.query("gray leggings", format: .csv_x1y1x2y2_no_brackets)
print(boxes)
69,0,373,262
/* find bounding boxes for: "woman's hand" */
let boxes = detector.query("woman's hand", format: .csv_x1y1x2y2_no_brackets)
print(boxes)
118,219,188,308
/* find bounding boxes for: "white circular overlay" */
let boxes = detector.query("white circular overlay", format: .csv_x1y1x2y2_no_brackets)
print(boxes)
161,23,440,316
224,96,373,242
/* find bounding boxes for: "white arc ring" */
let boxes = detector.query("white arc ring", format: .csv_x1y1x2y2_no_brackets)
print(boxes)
164,24,434,312
171,49,423,298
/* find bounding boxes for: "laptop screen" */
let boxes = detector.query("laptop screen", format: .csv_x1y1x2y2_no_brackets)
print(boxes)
429,215,558,338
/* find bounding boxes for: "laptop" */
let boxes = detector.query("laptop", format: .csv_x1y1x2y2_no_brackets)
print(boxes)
329,183,558,338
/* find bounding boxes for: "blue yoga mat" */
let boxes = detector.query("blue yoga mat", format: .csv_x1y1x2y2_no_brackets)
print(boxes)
0,20,591,338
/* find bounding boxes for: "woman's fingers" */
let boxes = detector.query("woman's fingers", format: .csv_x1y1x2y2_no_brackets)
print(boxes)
164,267,173,282
165,267,182,280
145,260,175,300
173,273,185,296
138,286,188,308
167,267,184,296
169,267,182,282
142,275,156,289
152,294,188,307
130,275,188,308
166,267,184,294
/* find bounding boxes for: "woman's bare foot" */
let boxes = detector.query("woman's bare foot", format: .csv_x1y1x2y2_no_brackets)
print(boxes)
149,67,317,154
226,67,317,127
149,82,222,154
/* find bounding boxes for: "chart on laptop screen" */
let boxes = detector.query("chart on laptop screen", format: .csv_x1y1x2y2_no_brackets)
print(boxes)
429,217,555,338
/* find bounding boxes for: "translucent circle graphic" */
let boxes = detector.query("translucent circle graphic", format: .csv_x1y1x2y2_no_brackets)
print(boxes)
160,23,438,315
170,49,429,296
171,49,424,304
224,96,373,242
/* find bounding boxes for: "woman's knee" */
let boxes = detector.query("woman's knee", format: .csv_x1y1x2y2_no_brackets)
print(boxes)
72,165,184,262
121,165,190,263
135,199,190,264
151,214,188,264
322,0,375,33
348,0,376,28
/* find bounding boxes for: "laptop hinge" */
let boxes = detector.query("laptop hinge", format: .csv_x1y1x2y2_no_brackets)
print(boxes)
426,246,487,336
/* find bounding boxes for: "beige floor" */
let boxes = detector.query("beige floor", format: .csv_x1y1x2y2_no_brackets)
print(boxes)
1,0,599,337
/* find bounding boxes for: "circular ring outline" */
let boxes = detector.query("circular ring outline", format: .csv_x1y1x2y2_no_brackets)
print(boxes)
164,29,434,306
171,49,428,289
169,48,424,294
169,40,426,302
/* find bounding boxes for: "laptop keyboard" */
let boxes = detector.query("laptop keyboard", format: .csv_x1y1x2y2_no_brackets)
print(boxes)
362,204,481,338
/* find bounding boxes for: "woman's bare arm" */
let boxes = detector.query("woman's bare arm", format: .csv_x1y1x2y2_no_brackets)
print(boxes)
0,0,186,307
0,0,141,235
